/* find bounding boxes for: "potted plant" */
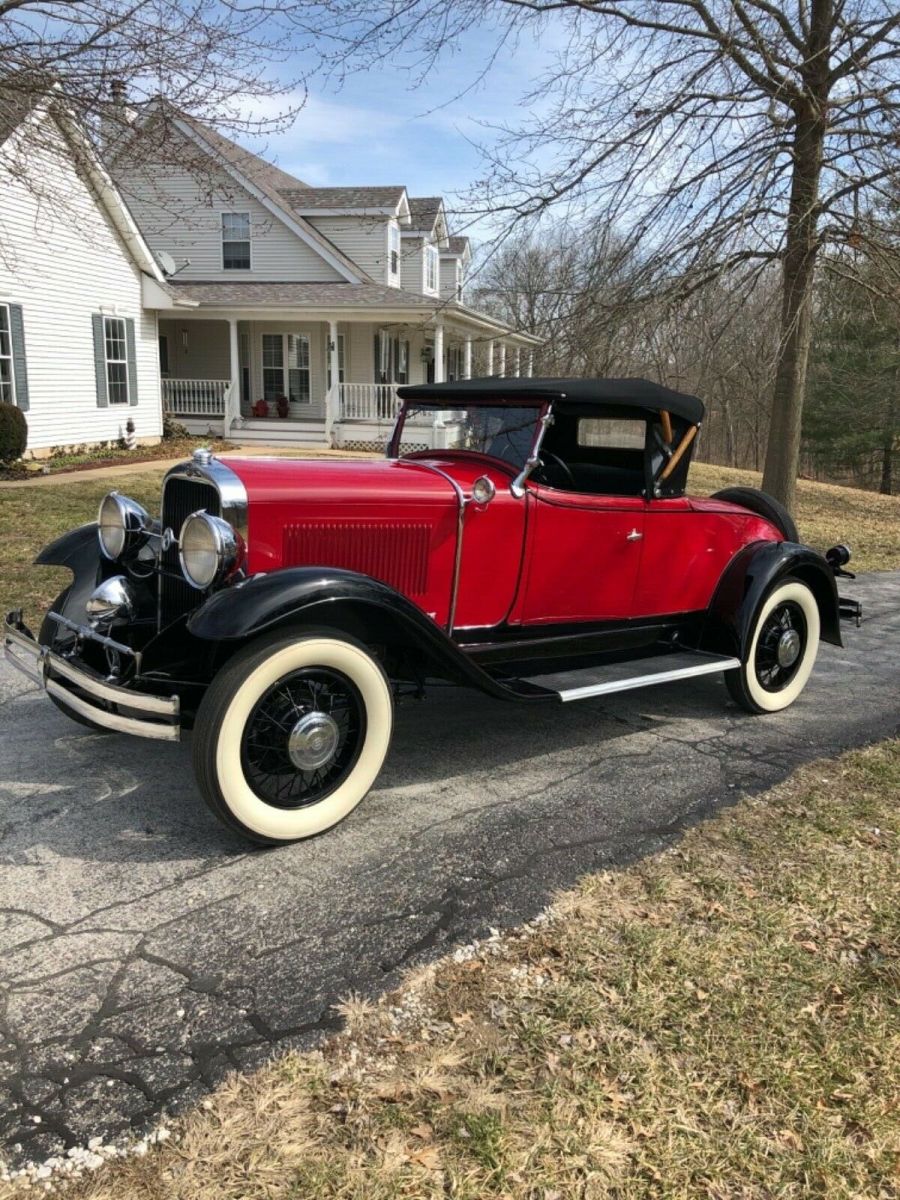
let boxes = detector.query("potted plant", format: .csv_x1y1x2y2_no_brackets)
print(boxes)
276,394,290,419
252,398,269,418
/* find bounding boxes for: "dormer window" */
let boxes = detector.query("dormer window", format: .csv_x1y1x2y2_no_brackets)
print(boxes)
456,261,464,301
425,243,439,292
388,224,401,277
222,212,251,270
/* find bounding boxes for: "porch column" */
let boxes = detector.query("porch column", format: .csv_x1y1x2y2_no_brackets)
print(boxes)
463,335,472,380
487,340,495,376
433,321,445,383
526,350,534,378
326,319,341,447
514,347,521,377
227,318,240,433
498,342,507,378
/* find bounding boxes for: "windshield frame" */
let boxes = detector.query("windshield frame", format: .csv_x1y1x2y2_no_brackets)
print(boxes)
388,399,549,471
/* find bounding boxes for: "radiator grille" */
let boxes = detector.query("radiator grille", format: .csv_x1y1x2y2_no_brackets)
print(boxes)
283,522,431,595
159,476,221,626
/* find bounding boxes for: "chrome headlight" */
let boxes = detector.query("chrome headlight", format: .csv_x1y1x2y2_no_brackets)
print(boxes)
179,511,241,590
98,492,151,560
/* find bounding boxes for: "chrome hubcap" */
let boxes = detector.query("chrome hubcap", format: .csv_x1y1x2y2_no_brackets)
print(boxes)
287,712,340,771
776,628,802,668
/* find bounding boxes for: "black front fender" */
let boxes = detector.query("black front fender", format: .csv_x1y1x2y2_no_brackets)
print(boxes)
34,522,104,631
704,540,842,657
187,567,546,701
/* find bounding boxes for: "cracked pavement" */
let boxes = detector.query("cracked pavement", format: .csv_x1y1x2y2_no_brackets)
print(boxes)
0,572,898,1165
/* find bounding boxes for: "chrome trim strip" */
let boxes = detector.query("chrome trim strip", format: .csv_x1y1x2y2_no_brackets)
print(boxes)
398,460,466,634
550,655,741,702
511,407,554,498
46,681,181,741
4,624,45,685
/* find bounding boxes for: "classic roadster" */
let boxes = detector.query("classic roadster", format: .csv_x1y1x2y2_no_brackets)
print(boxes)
5,378,857,844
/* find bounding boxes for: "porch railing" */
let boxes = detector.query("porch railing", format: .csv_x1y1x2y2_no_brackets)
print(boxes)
162,378,230,417
339,382,401,422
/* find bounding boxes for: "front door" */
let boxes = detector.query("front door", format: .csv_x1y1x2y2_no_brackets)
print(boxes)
516,486,646,624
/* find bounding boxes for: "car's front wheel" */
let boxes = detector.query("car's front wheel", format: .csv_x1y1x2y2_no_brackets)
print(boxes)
726,576,820,714
192,629,393,844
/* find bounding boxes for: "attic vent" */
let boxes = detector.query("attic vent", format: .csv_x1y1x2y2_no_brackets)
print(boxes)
283,522,431,595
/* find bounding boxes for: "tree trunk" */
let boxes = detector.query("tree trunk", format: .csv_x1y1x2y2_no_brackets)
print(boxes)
762,112,825,514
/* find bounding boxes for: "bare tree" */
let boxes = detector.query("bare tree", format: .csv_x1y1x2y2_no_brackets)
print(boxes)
1,0,304,158
303,0,900,512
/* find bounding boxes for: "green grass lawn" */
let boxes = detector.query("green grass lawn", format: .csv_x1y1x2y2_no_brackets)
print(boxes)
1,459,897,629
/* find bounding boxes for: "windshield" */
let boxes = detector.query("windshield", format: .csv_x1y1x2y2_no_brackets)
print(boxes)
396,404,543,471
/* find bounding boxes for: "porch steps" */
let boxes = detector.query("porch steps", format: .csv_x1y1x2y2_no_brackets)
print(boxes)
522,650,740,702
228,419,328,449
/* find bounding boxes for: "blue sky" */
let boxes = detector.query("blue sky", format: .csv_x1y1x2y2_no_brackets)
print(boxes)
239,19,563,240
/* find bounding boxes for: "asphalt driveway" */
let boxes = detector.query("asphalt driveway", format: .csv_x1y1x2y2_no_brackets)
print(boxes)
1,572,898,1166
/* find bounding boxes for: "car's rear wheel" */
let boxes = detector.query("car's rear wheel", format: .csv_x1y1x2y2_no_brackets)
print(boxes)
725,576,820,714
192,629,393,844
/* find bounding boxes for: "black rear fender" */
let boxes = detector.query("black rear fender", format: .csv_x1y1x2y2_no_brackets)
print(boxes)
187,567,523,701
703,540,842,658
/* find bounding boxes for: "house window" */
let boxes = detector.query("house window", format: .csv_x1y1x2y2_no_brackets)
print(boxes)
222,212,251,270
425,243,439,292
447,345,463,381
104,317,130,404
0,305,15,404
262,332,310,404
327,334,346,389
396,338,408,385
374,332,410,384
158,334,170,377
456,262,464,301
388,224,401,277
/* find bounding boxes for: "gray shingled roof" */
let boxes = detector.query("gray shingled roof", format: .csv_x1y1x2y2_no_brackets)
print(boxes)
170,280,444,307
279,186,406,211
446,236,470,255
177,114,311,194
407,196,444,231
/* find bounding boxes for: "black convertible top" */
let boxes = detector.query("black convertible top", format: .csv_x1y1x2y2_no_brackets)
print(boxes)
397,377,705,426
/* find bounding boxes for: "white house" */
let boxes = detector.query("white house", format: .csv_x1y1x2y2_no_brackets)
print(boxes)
0,90,540,455
110,102,541,449
0,94,179,454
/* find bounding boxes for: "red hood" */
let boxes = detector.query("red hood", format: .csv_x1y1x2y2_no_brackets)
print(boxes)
219,455,456,507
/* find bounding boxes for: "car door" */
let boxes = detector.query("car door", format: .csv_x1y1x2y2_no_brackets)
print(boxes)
514,485,646,624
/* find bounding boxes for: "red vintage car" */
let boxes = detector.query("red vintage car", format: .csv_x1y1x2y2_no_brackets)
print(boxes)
4,378,856,844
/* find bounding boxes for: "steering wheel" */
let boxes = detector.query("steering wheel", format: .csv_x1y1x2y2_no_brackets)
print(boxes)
536,450,576,490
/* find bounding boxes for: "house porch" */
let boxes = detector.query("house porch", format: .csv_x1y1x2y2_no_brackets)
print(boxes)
158,315,534,450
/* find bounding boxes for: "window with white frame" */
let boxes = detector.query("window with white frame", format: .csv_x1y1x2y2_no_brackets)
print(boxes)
104,316,130,404
0,305,14,404
222,212,251,270
262,332,310,404
425,243,439,292
455,260,464,300
388,224,401,278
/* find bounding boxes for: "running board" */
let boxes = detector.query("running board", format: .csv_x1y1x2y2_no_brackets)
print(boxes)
522,650,741,702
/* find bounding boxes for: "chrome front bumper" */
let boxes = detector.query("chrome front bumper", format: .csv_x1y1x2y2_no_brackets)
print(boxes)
3,611,180,741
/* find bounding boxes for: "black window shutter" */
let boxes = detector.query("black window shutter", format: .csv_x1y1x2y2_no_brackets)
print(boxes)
8,304,29,412
92,314,108,407
125,317,138,406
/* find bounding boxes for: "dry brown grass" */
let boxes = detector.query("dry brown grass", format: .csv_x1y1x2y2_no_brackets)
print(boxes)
691,462,900,572
8,740,897,1199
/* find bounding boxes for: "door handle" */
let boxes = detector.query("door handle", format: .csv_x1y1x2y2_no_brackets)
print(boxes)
626,529,643,542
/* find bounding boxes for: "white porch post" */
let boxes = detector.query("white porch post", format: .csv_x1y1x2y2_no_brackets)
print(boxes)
463,335,472,380
526,350,534,378
227,318,240,433
433,321,445,383
325,319,341,446
487,339,495,376
514,347,521,377
498,342,507,378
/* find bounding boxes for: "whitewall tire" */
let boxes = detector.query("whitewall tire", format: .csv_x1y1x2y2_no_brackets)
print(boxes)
726,577,820,714
192,629,393,844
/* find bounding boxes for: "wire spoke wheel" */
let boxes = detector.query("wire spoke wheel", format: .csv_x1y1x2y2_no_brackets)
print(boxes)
754,600,807,692
240,667,366,809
